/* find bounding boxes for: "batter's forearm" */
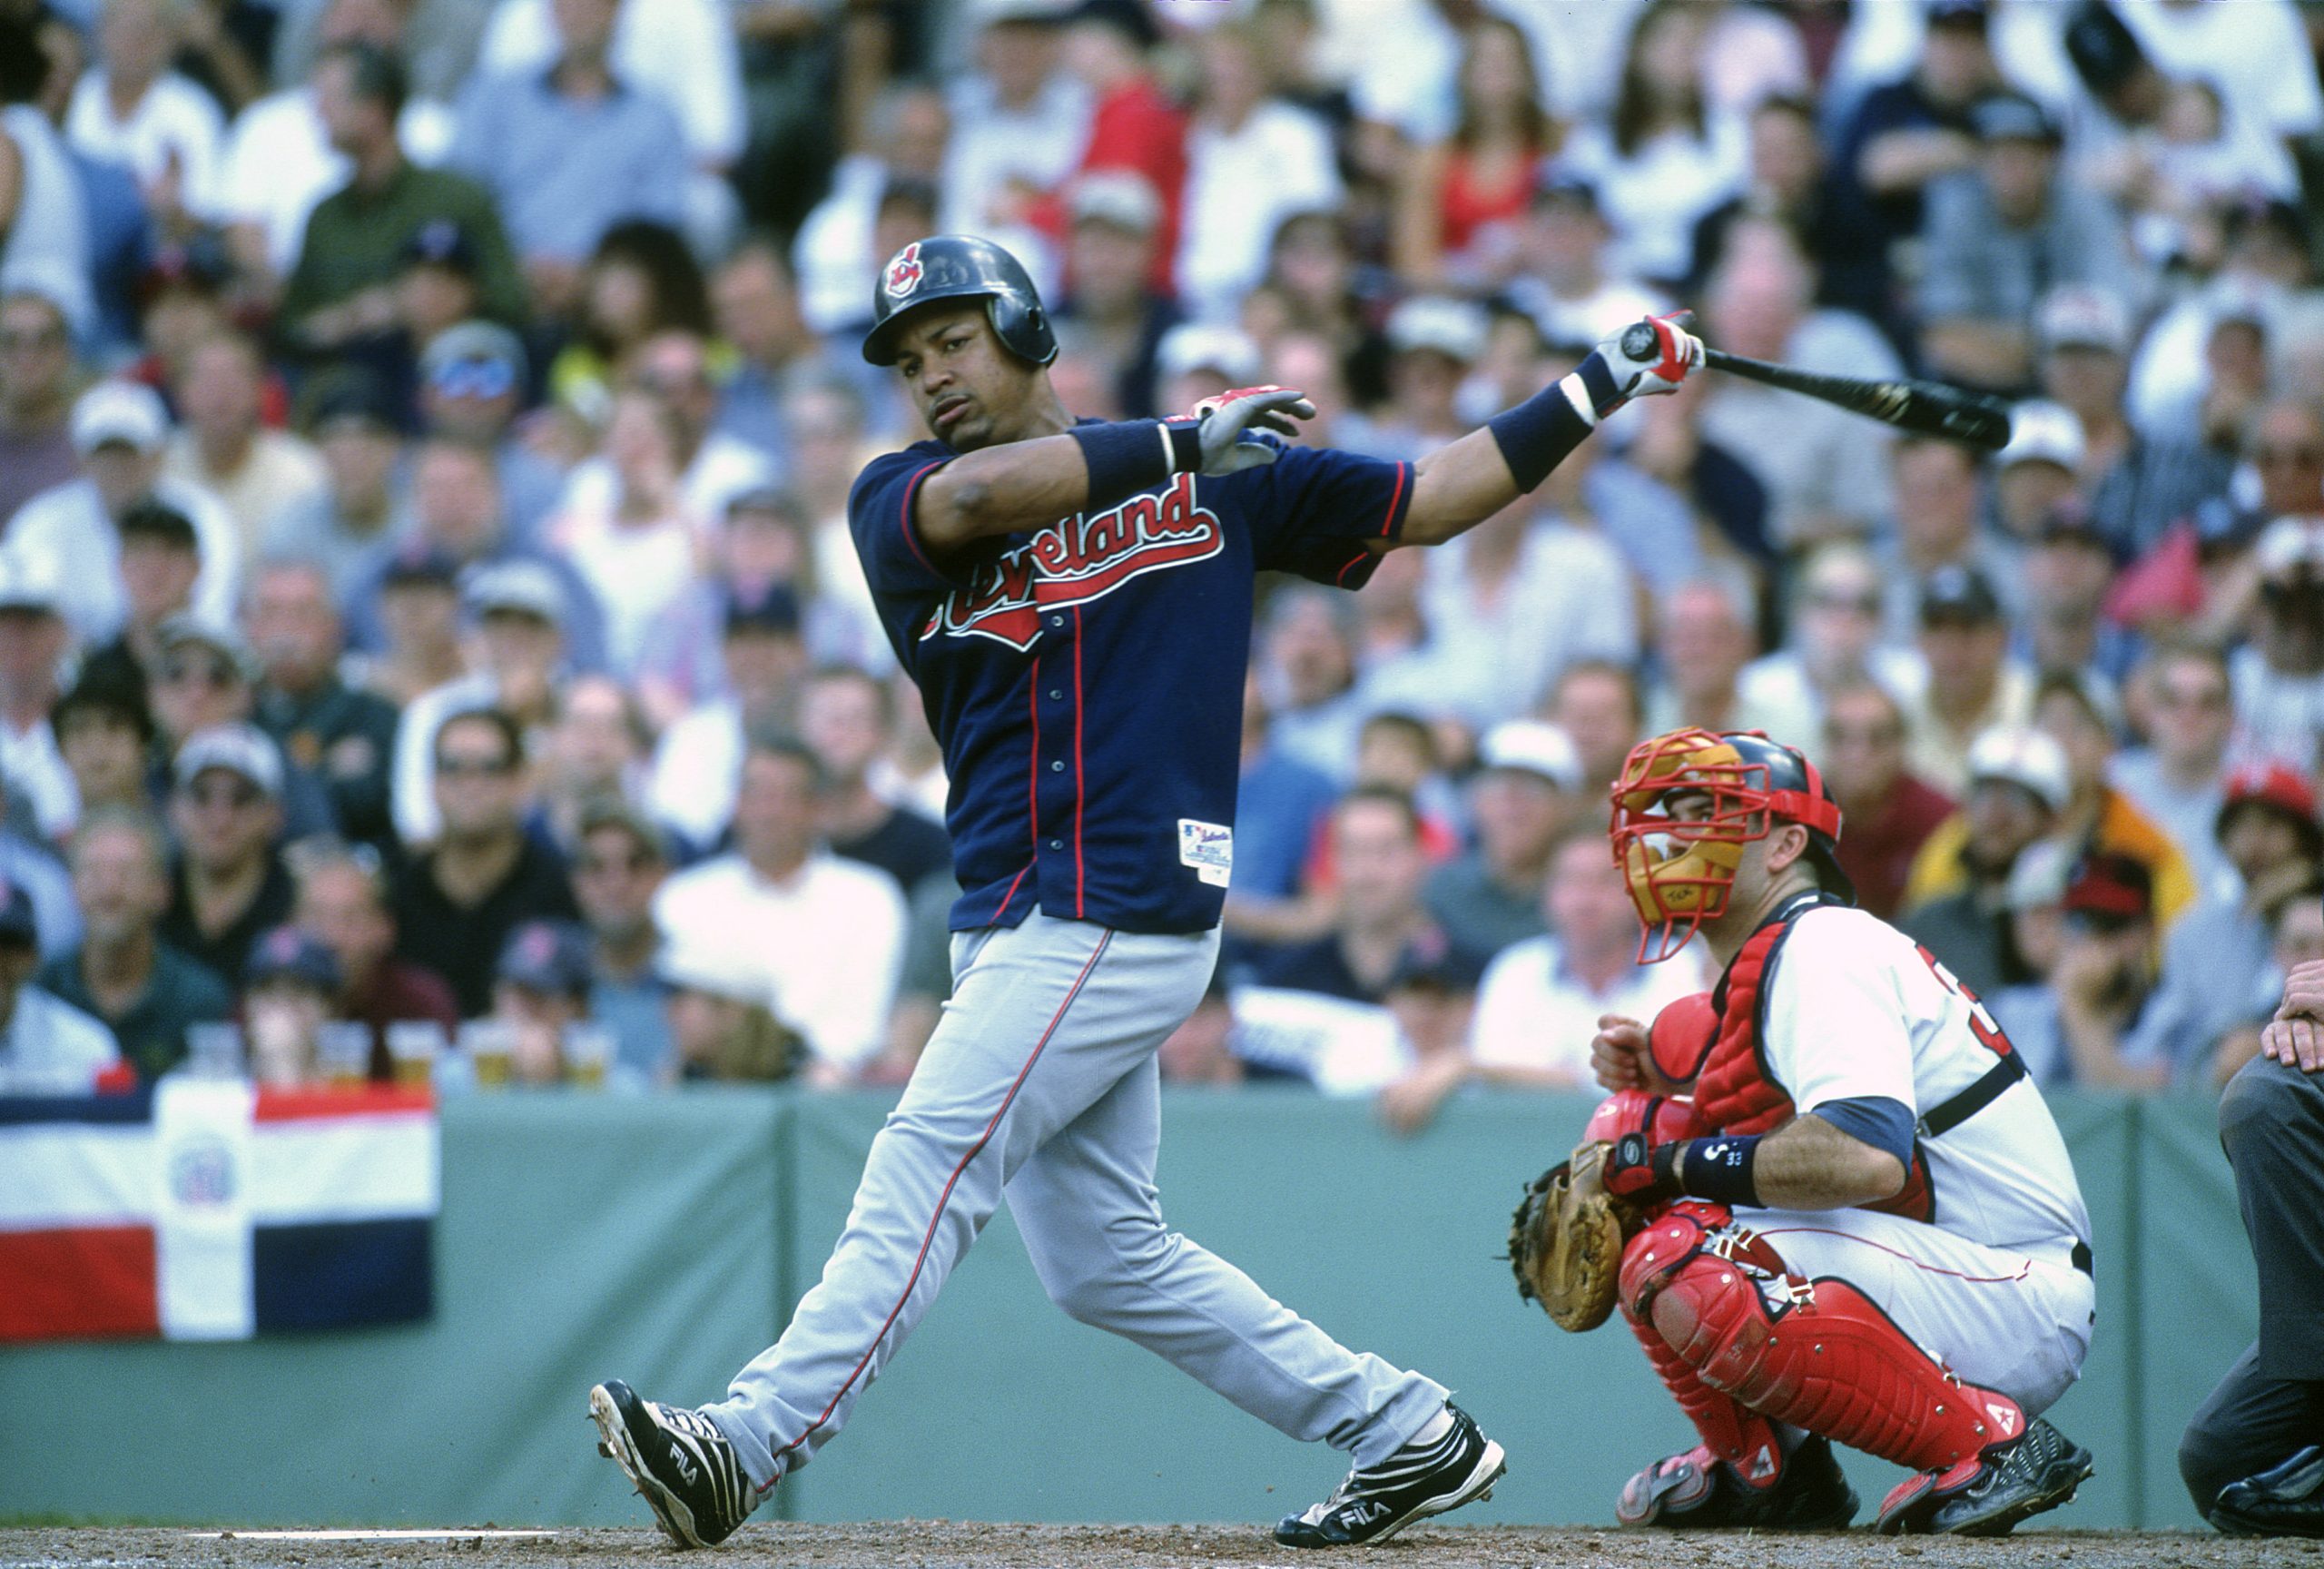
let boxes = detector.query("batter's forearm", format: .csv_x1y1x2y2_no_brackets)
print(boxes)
914,434,1101,551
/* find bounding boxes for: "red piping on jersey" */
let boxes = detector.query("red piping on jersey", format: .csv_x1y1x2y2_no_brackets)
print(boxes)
897,462,945,574
762,927,1115,1489
1379,462,1409,536
1028,654,1041,854
990,863,1029,921
1333,550,1367,586
1072,607,1086,917
1750,1227,2036,1286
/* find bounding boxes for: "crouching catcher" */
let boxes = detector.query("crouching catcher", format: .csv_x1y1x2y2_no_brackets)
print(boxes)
1509,728,2098,1534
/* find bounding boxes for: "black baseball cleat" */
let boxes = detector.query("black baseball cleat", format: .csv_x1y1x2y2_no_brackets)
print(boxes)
589,1379,756,1548
1616,1435,1859,1529
2211,1446,2324,1538
1876,1416,2094,1536
1275,1404,1506,1547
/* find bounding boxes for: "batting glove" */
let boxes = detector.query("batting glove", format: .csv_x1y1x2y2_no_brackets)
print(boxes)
1181,385,1318,476
1571,311,1705,422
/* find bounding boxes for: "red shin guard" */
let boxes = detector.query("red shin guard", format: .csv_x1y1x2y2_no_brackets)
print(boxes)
1620,1206,2025,1475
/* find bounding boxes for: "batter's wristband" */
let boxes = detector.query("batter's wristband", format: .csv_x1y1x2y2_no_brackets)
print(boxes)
1674,1134,1764,1209
1486,375,1598,494
1067,419,1202,508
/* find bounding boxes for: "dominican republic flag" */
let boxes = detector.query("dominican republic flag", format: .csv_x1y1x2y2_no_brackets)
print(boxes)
0,1079,437,1343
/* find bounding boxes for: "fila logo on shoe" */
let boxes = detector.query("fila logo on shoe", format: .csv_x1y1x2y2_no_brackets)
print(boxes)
670,1448,701,1485
1346,1501,1392,1526
1986,1403,2020,1438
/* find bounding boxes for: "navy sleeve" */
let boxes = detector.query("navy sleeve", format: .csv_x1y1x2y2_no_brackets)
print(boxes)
1233,439,1415,590
848,446,978,597
1809,1095,1916,1168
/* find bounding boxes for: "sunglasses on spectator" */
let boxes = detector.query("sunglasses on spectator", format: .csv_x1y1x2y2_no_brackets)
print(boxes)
181,780,262,810
431,358,515,401
162,658,239,688
437,752,517,777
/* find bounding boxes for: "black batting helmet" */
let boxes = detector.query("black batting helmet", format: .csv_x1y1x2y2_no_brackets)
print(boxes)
862,234,1059,369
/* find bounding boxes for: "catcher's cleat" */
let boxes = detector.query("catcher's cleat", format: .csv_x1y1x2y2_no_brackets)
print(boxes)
1275,1404,1506,1547
2211,1446,2324,1538
1616,1434,1858,1529
589,1379,756,1548
1876,1416,2093,1536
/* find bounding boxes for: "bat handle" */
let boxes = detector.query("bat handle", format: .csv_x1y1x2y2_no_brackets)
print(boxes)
1617,311,1699,362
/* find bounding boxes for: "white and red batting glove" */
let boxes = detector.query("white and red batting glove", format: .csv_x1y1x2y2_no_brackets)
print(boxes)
1567,311,1707,424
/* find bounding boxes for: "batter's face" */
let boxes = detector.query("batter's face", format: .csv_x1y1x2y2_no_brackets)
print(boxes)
892,306,1041,451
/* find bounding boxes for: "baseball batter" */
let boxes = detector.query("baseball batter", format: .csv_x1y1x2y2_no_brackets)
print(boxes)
588,234,1706,1548
1574,727,2097,1534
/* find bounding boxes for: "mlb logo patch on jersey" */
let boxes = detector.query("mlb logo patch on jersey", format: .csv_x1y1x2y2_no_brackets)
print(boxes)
1179,820,1234,886
884,243,924,298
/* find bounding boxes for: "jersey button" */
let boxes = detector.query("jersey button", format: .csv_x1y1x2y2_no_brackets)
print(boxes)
1049,839,1063,850
1047,615,1063,627
1048,689,1062,701
1050,761,1064,772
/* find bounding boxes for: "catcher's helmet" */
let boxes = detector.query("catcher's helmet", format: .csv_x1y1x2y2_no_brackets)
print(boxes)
1609,727,1855,962
862,234,1059,369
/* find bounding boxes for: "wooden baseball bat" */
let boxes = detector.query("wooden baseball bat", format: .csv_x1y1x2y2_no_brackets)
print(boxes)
1618,321,2014,451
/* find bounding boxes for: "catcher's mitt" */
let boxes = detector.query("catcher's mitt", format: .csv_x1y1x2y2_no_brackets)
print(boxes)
1508,1142,1636,1332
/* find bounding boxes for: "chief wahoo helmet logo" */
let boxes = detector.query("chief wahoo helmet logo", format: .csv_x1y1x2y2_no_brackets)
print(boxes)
884,242,924,299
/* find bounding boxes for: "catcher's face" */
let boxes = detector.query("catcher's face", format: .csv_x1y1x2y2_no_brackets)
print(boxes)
1609,728,1799,962
891,305,1039,452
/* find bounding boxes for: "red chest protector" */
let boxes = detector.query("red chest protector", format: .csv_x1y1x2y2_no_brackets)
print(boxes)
1649,899,1935,1221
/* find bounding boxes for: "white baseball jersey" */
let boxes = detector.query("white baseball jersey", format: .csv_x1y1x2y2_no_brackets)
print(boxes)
1759,904,2093,1259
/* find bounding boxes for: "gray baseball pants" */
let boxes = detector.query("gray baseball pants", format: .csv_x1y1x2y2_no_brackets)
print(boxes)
705,910,1450,1495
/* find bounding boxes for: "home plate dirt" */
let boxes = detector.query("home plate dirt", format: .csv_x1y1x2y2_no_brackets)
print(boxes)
4,1525,2317,1569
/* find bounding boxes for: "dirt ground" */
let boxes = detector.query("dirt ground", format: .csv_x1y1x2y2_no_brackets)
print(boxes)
3,1525,2317,1569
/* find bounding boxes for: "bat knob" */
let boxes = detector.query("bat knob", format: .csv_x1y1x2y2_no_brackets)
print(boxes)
1620,323,1658,360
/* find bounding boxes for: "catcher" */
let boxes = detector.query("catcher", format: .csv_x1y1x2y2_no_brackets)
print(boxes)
1510,728,2096,1534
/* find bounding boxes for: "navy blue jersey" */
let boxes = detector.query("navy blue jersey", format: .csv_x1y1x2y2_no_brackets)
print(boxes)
850,429,1413,934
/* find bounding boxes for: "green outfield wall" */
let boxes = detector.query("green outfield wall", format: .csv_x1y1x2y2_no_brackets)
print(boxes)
0,1088,2251,1531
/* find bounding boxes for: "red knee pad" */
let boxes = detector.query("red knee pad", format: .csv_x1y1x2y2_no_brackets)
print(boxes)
1584,1089,1711,1150
1623,1217,2028,1475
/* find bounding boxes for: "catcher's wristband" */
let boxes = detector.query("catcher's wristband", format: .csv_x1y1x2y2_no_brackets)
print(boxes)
1486,371,1598,494
1672,1134,1763,1208
1068,419,1205,508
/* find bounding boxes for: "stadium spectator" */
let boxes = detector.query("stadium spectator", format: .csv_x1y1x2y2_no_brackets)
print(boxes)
52,676,153,830
1900,725,2069,997
0,547,79,841
1916,92,2137,395
1042,0,1185,299
259,375,408,597
1991,400,2085,554
1392,15,1557,291
359,543,468,708
1372,943,1486,1136
660,942,801,1085
164,331,328,560
1687,95,1851,311
653,733,905,1082
1426,720,1582,961
1257,786,1461,1004
800,666,949,895
249,558,399,851
1257,585,1363,784
1054,173,1177,421
39,806,233,1083
448,0,688,312
1900,565,2033,799
1462,828,1707,1090
280,42,523,354
542,390,706,679
390,705,577,1018
66,0,229,234
2047,852,2169,1091
0,876,119,1093
1508,172,1664,360
1177,20,1341,324
76,498,202,699
1737,542,1919,747
709,241,827,459
2108,642,2236,893
2138,764,2324,1090
1876,435,2023,648
794,84,956,337
542,221,714,413
779,377,889,669
538,676,650,853
412,321,561,543
0,288,83,525
940,0,1088,246
0,28,97,350
1642,574,1775,738
2228,518,2324,771
1546,659,1646,795
2034,285,2230,558
648,582,809,854
1819,681,1956,923
147,614,335,838
161,721,298,985
2019,502,2140,695
489,919,603,1086
10,380,240,646
290,837,459,1078
569,797,671,1082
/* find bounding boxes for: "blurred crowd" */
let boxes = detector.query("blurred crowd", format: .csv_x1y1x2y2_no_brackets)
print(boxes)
1,0,2322,1123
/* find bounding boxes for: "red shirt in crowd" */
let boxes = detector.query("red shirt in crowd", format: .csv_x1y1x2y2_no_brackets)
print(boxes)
1835,774,1960,921
1037,74,1188,294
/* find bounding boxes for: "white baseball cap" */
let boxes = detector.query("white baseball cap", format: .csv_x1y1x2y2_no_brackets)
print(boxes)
1069,170,1164,236
1385,296,1489,364
2255,516,2324,577
174,722,287,800
2004,837,2077,912
70,380,170,456
2037,285,2131,356
1478,720,1582,792
463,559,568,627
1157,323,1259,386
0,547,64,616
1999,400,2085,471
1965,726,2071,814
